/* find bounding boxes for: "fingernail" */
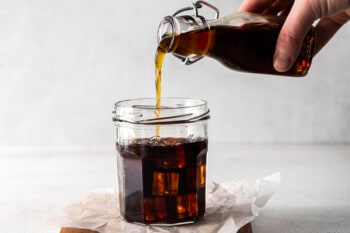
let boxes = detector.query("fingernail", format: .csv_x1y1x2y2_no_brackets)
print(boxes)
274,53,291,72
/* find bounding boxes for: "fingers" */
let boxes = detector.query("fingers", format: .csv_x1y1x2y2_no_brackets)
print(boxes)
262,0,293,15
239,0,276,13
239,0,293,15
313,9,350,54
273,3,316,72
239,0,315,72
240,0,350,73
274,6,350,72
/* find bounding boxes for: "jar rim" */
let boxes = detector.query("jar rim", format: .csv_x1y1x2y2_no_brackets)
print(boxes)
112,97,209,125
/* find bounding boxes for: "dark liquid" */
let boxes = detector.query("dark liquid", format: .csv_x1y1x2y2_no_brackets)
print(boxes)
160,22,315,76
117,137,207,224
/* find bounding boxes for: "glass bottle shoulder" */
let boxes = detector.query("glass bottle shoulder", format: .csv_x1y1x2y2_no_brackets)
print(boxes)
208,12,285,28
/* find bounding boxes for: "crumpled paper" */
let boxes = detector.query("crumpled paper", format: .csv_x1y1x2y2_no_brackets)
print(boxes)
56,172,280,233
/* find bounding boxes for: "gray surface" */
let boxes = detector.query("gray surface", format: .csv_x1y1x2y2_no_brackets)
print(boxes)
1,144,350,232
208,144,350,233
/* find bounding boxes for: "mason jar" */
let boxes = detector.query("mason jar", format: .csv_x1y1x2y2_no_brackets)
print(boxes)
112,97,209,225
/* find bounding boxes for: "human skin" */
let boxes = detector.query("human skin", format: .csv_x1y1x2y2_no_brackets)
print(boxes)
239,0,350,72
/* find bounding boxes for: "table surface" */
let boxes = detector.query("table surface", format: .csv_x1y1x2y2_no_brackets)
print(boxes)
1,143,350,233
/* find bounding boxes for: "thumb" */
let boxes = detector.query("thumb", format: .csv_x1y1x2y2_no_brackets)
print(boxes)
273,3,316,72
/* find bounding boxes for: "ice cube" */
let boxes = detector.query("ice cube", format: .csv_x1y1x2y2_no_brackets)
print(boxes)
176,193,198,219
144,196,167,221
152,171,179,196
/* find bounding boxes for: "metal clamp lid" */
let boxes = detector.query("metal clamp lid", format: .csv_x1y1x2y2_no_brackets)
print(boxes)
173,1,219,19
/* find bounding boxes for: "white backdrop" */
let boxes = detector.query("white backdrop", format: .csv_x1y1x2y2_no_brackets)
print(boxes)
0,0,349,150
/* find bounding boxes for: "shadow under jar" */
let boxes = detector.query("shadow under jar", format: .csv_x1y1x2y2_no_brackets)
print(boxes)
112,98,209,225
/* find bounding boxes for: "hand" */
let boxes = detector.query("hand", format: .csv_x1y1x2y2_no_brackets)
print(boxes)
239,0,350,72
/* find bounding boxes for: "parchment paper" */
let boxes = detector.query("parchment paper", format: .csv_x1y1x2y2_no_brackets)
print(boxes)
56,172,280,233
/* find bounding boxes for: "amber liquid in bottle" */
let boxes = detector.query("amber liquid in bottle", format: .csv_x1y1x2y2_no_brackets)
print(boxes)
158,22,315,77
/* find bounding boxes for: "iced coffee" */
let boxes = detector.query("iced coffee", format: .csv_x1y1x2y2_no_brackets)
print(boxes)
113,98,209,225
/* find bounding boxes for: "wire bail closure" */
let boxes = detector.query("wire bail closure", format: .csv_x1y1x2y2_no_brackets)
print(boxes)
173,1,219,19
172,1,220,65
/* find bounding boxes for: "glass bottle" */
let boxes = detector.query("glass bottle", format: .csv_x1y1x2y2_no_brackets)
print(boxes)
157,1,315,77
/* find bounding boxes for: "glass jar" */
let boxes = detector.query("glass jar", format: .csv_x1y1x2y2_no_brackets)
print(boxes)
112,97,209,225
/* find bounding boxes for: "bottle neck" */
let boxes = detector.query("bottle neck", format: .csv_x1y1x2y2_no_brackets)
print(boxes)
157,16,178,53
157,15,211,64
